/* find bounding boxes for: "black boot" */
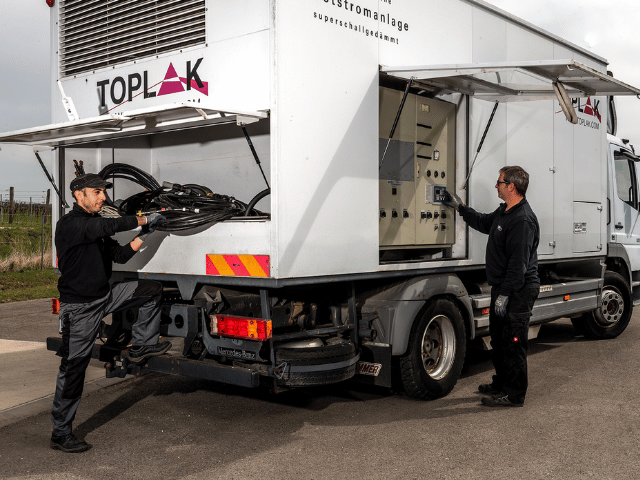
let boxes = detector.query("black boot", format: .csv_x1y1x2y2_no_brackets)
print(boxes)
50,433,91,453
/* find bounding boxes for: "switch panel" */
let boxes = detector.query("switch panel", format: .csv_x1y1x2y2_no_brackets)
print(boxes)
379,86,456,248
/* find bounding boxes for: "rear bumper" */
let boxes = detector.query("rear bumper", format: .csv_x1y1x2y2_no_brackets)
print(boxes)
46,337,261,388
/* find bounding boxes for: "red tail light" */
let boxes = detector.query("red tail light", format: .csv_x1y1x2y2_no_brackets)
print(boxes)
210,314,272,341
52,298,60,314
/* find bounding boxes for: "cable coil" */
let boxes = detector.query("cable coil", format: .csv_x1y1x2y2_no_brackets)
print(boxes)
97,164,268,231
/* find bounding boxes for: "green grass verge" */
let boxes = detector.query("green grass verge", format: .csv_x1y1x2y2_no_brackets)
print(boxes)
0,267,59,303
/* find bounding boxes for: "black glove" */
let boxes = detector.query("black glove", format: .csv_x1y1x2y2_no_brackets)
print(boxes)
494,295,509,317
137,213,166,241
442,189,463,211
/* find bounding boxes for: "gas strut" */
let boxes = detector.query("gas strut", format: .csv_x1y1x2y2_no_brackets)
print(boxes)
240,125,270,190
379,77,414,170
34,149,70,208
461,101,499,190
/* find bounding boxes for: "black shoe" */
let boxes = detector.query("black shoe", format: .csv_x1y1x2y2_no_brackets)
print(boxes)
481,394,524,408
478,383,502,395
127,341,172,364
50,433,91,453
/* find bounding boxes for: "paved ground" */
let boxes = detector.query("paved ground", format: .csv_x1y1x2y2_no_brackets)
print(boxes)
1,299,639,479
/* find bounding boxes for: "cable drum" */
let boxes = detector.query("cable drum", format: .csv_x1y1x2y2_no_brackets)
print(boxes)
98,164,269,232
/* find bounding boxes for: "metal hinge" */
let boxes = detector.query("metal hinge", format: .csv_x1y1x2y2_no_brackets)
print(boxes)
549,241,556,247
549,167,556,173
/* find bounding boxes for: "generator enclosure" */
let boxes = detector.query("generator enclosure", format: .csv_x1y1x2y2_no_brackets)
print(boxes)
3,0,639,295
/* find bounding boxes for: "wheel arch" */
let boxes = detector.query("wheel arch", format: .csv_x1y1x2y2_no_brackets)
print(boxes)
361,274,474,357
606,244,632,286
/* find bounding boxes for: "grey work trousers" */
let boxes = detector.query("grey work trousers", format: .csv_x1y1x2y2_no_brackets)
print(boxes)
51,280,162,437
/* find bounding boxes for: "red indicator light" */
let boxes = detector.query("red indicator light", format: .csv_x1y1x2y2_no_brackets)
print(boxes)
52,298,60,314
211,314,272,341
481,307,490,315
46,0,55,7
564,295,570,301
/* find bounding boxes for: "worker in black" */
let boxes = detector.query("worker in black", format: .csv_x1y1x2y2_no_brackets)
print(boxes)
51,173,168,453
444,166,539,407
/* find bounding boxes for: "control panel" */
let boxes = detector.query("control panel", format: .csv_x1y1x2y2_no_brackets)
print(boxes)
379,87,456,249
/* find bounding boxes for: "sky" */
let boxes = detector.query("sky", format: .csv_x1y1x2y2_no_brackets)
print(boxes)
1,0,640,198
0,0,50,202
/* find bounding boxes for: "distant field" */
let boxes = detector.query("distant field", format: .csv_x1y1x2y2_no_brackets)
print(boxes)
0,208,57,302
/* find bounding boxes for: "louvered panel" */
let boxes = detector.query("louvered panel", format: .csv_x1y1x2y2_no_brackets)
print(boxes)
61,0,202,37
59,0,206,77
62,32,206,75
62,24,205,70
62,15,204,56
61,4,204,50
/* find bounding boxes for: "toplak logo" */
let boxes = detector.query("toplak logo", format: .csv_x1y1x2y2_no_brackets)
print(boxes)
97,58,208,113
572,97,601,123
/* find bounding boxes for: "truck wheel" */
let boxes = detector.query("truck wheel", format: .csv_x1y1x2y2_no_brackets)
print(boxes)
399,298,467,400
275,342,357,387
581,271,632,339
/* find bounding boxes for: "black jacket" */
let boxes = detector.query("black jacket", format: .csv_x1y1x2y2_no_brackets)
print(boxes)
55,204,139,303
459,198,539,296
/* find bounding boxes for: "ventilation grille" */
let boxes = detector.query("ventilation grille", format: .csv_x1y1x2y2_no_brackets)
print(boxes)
60,0,206,77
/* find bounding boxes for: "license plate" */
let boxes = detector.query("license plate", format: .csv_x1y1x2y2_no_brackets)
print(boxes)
357,362,382,376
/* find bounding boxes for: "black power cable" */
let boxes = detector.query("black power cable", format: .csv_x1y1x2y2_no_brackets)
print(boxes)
98,163,268,231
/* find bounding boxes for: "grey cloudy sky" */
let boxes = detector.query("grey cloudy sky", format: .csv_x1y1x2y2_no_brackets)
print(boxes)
1,1,639,197
0,0,50,199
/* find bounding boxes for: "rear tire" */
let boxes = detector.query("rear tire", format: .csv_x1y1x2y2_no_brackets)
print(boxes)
399,298,467,400
580,271,632,339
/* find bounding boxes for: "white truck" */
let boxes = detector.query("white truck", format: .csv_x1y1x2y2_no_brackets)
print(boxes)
2,0,640,399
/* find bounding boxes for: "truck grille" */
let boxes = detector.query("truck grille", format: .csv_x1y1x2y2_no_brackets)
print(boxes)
60,0,206,77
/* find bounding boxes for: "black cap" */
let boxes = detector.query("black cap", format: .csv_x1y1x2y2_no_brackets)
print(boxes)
70,173,112,192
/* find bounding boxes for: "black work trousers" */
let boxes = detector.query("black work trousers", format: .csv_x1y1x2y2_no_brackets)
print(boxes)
489,283,539,404
51,280,162,437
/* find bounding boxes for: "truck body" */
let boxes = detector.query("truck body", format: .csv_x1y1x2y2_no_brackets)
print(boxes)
3,0,640,398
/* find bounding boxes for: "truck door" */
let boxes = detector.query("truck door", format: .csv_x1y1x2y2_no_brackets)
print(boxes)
611,147,640,271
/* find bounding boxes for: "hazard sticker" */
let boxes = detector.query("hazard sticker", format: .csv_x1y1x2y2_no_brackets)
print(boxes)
357,362,382,376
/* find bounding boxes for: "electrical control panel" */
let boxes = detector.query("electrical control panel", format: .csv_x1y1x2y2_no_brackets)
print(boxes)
379,87,456,249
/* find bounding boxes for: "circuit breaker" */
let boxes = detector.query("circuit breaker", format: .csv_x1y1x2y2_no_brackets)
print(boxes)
379,87,456,248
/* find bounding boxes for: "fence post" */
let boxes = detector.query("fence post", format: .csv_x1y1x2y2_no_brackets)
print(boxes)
9,187,14,224
30,197,33,222
41,214,45,270
46,189,51,224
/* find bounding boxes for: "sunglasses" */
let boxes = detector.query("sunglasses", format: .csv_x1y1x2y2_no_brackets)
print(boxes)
496,180,510,186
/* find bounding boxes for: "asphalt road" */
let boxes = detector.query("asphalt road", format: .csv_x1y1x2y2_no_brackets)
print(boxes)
1,300,639,480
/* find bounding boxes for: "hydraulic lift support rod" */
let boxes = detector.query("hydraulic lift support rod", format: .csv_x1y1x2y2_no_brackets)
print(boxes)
34,149,70,208
379,78,414,170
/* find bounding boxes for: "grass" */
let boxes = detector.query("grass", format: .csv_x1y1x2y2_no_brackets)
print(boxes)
0,212,57,303
0,267,59,303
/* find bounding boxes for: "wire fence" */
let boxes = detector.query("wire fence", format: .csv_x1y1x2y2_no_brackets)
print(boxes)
0,192,54,270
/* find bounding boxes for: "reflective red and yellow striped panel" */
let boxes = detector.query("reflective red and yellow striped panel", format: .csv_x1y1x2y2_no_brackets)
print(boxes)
206,255,270,277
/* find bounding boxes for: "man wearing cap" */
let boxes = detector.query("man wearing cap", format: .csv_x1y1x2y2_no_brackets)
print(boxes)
50,173,167,453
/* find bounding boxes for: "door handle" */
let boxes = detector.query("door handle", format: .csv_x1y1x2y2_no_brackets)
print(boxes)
615,222,624,230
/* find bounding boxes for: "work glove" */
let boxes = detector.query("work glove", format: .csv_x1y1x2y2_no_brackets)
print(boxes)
442,189,463,211
137,213,166,241
494,295,509,317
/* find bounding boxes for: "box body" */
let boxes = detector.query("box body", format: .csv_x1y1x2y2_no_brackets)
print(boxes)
42,0,609,281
